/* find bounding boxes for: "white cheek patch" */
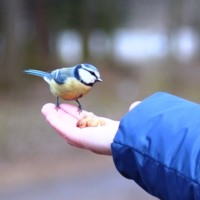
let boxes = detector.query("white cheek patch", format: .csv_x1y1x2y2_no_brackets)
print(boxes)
81,64,101,80
94,71,100,79
78,68,96,84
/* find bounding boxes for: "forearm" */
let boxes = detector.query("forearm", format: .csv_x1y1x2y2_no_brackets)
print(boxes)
112,92,200,200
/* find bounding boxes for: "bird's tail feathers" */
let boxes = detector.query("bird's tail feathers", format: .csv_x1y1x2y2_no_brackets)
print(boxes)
23,69,50,78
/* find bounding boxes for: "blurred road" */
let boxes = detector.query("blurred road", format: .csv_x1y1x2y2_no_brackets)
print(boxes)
0,159,158,200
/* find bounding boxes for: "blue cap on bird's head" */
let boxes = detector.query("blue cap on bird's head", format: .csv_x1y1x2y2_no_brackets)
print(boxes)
82,63,99,71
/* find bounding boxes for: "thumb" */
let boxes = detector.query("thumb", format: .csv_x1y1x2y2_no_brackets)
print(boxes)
129,101,141,111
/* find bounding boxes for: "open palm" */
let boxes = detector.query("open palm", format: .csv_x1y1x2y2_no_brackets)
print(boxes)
41,103,119,155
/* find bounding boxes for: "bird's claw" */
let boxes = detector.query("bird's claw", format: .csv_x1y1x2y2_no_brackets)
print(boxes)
55,104,60,111
76,100,82,114
77,105,82,114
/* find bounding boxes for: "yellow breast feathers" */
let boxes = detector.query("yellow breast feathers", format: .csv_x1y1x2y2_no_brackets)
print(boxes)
49,78,91,101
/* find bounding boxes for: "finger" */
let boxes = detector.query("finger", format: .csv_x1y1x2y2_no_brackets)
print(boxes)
42,103,118,127
52,110,78,126
41,103,78,123
59,104,118,124
129,101,141,111
41,103,56,117
59,104,89,120
42,103,78,125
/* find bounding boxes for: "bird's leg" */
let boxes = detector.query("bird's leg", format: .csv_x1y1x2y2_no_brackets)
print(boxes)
76,100,82,113
55,96,60,110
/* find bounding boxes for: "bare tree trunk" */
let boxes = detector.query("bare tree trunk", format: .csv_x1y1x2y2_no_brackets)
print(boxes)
1,0,23,84
33,0,50,69
80,0,95,61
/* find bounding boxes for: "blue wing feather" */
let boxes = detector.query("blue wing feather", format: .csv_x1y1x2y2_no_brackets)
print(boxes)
23,69,51,79
51,68,69,84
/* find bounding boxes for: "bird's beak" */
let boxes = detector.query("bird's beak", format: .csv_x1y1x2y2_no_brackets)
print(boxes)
97,78,102,82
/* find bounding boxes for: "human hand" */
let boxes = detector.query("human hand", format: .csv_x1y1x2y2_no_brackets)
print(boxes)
41,101,141,156
41,103,119,155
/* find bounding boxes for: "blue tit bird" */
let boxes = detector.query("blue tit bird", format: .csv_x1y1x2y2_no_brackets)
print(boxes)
23,63,102,112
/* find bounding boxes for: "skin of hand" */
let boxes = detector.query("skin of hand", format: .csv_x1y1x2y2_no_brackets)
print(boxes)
41,101,140,156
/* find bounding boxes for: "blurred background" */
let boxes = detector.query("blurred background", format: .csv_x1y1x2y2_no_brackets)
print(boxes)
0,0,200,199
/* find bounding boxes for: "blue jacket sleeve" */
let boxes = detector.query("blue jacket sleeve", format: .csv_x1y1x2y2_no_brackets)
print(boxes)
111,92,200,200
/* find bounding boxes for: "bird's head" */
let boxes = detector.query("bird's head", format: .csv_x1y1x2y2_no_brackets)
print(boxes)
75,64,102,86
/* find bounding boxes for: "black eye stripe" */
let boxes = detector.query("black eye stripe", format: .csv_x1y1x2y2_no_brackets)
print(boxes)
90,71,96,76
84,69,97,79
